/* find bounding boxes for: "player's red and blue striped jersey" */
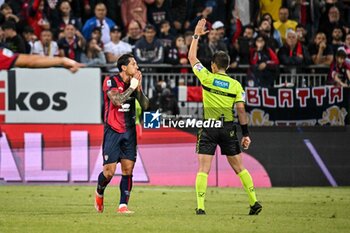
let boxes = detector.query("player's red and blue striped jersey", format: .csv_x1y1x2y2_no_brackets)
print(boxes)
0,48,18,70
103,74,136,133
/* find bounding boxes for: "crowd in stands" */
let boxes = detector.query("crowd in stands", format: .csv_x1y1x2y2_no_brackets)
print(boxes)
0,0,350,87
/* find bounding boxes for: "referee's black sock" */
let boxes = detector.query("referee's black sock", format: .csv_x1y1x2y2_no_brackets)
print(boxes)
96,172,111,196
119,175,133,205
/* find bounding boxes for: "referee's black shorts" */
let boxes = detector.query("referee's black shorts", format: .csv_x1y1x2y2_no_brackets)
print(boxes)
102,126,137,165
196,123,241,156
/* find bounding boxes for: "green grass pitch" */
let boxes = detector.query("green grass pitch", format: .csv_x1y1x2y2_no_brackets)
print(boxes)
0,186,349,233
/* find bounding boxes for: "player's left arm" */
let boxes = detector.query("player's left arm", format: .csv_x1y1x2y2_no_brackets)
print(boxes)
236,102,251,150
134,70,149,110
235,85,251,149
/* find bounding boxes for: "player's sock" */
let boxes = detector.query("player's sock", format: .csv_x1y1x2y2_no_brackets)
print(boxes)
96,172,111,196
195,172,208,210
238,169,257,206
120,175,133,205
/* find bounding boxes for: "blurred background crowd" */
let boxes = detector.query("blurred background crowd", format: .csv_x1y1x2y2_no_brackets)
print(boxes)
0,0,350,87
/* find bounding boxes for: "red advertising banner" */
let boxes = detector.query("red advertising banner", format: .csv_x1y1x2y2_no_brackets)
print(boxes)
0,125,271,187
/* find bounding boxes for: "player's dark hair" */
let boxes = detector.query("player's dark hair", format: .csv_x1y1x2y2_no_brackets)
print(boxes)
212,51,230,70
117,53,134,71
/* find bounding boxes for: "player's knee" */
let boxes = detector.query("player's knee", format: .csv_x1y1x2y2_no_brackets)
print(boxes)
103,166,116,179
121,167,133,175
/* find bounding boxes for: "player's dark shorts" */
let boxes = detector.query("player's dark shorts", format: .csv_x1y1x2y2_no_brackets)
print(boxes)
102,125,137,165
196,123,241,156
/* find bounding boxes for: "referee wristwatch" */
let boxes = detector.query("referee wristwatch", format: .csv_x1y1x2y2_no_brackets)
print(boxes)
192,34,199,40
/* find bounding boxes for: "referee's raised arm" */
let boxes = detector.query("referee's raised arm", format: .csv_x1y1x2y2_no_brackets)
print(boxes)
188,18,209,67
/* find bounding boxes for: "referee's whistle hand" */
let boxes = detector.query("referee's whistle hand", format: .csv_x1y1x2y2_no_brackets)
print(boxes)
241,136,251,150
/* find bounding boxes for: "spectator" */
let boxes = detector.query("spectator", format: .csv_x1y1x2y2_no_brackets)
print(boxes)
278,29,311,66
2,21,26,53
287,0,322,38
319,6,349,42
261,13,283,48
170,0,192,32
232,0,260,27
198,29,228,69
121,0,155,30
273,7,298,44
164,35,189,69
52,0,82,35
236,25,255,65
248,34,279,87
134,24,164,64
149,80,179,115
122,19,143,49
320,6,349,41
0,3,20,24
82,2,116,44
147,0,173,34
58,24,85,62
308,32,333,65
212,20,229,46
257,18,281,50
91,26,104,49
344,33,350,61
259,0,283,21
28,0,50,38
32,29,59,56
22,26,36,54
104,25,132,67
328,49,350,86
81,38,106,66
184,30,193,50
296,23,308,46
330,26,345,56
159,20,175,48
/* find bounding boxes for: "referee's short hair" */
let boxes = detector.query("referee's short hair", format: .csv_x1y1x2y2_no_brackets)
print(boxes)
117,53,134,71
212,51,230,70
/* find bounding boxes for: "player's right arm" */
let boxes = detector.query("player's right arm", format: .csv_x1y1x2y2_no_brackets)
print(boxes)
188,18,212,84
188,18,209,67
107,78,139,106
14,54,84,73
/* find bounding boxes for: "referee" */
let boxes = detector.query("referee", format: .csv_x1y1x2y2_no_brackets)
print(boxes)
188,19,262,215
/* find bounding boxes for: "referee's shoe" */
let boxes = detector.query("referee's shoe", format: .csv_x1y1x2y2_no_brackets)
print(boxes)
249,202,262,215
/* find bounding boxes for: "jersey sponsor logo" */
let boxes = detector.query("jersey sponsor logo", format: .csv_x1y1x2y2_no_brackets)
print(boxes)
194,63,204,72
118,103,131,112
213,79,229,89
107,80,112,87
2,48,14,58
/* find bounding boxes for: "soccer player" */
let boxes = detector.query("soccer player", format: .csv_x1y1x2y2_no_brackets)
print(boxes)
0,47,83,137
0,47,83,72
94,53,149,214
188,19,262,215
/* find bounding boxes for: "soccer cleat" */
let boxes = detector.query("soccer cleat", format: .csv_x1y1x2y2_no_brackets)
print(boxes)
195,208,206,215
249,202,262,215
94,191,104,213
117,205,134,214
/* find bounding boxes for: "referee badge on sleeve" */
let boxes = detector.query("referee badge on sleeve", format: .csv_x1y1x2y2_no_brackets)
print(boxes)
242,91,246,101
194,63,204,72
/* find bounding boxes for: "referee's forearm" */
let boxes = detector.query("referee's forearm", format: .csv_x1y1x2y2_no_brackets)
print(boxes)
188,35,199,66
237,106,248,125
